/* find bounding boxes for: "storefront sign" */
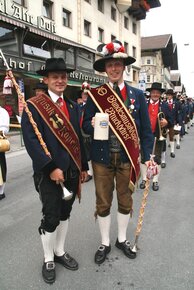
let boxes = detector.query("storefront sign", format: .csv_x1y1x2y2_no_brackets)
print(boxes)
0,0,56,34
69,71,106,85
0,54,44,73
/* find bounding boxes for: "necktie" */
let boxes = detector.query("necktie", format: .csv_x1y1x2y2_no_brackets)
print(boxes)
113,82,124,101
56,97,69,119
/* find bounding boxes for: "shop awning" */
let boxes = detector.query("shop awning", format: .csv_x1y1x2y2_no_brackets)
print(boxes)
0,15,25,28
67,80,82,87
23,73,42,80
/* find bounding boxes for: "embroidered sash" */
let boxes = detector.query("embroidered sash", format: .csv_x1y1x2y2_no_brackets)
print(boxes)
28,93,81,172
88,83,140,191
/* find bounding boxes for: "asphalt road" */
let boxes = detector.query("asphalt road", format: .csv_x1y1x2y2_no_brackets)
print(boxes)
0,127,194,290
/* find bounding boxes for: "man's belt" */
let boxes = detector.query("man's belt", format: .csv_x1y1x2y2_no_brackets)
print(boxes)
28,93,81,172
88,83,140,191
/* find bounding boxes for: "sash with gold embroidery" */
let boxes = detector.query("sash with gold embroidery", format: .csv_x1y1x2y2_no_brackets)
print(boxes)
88,83,140,191
28,93,81,172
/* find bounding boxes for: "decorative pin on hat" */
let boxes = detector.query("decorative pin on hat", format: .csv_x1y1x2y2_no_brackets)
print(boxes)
81,81,91,93
93,40,136,72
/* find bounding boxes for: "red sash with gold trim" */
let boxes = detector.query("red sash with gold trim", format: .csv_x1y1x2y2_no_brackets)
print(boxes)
28,93,81,172
88,83,140,191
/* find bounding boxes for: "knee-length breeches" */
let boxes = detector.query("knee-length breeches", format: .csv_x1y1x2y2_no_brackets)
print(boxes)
92,153,133,217
33,171,79,233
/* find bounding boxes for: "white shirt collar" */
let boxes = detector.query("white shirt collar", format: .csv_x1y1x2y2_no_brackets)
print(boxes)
48,89,63,103
109,81,125,90
150,99,159,105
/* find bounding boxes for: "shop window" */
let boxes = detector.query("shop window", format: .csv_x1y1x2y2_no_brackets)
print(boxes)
147,59,151,64
132,46,136,58
133,70,137,82
43,0,53,19
54,43,75,67
63,9,71,28
124,16,129,29
111,6,116,21
124,42,128,54
98,28,104,43
84,20,91,37
111,34,116,41
0,23,18,55
98,0,104,13
23,32,50,59
147,75,151,83
132,22,137,34
77,48,93,70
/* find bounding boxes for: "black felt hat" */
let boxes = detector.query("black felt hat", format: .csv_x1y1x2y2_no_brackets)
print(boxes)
146,82,165,93
33,82,47,91
93,40,136,72
166,89,175,95
36,58,75,76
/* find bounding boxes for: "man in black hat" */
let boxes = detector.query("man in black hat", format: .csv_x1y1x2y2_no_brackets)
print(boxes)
82,40,153,264
139,82,173,191
21,58,88,284
33,81,48,97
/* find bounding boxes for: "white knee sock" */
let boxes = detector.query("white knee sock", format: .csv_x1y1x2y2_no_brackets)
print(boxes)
54,220,69,256
98,215,111,246
0,183,5,195
161,151,166,163
140,163,147,181
170,141,175,153
153,165,161,182
175,134,180,145
41,231,56,262
117,212,130,243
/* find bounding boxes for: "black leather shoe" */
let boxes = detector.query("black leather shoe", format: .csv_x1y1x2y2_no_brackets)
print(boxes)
42,262,55,284
0,193,5,200
94,244,111,264
170,153,175,158
176,145,180,149
139,180,146,189
54,252,78,270
161,162,166,168
152,182,159,191
115,239,136,259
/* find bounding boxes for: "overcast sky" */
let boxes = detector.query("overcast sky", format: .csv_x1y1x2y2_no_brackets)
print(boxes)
141,0,194,97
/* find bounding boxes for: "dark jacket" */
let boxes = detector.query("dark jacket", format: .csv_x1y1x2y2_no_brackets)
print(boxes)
21,94,88,174
82,82,154,163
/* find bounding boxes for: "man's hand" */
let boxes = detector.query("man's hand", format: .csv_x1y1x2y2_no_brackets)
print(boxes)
50,168,64,184
160,118,168,128
81,171,88,183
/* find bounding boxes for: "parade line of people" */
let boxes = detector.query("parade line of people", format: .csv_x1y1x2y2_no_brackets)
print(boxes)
0,40,193,285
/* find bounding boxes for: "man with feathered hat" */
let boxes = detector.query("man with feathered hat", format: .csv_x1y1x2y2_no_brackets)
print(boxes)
82,40,153,264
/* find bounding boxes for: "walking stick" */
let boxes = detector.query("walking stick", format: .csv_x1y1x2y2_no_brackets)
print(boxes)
132,137,157,253
0,49,51,158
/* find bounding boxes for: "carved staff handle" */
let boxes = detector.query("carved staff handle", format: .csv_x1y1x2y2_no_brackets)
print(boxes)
0,49,51,158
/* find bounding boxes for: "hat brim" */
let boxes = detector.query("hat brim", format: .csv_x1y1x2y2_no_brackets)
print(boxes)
146,87,165,93
93,55,136,72
36,67,75,76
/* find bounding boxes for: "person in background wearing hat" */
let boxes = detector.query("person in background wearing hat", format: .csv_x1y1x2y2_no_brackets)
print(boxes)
21,58,88,284
139,82,173,191
77,82,93,182
160,89,182,167
0,105,10,200
82,40,153,264
33,81,48,97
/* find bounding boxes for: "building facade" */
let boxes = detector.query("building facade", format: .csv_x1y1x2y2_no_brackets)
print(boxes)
0,0,160,119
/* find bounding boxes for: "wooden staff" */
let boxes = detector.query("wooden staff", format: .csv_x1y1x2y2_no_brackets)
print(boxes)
132,137,157,253
0,49,51,158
